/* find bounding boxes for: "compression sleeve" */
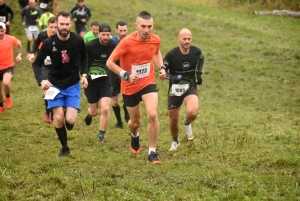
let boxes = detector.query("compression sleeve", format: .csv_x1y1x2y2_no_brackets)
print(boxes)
31,34,42,54
196,51,204,75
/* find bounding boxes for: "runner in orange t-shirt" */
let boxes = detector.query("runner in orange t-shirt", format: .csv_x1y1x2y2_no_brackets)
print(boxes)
0,22,22,113
107,11,166,164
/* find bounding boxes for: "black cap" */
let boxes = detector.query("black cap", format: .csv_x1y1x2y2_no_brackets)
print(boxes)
99,23,111,32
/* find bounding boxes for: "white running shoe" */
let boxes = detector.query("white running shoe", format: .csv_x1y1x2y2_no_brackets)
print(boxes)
185,121,194,140
169,141,180,151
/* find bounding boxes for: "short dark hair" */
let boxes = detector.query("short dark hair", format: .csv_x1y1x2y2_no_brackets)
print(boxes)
78,0,84,2
138,11,152,20
48,16,56,24
56,10,71,21
116,21,127,29
90,21,100,27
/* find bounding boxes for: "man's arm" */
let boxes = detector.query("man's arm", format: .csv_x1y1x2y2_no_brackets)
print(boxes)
15,40,22,62
196,51,204,85
32,39,50,86
153,50,166,80
86,7,92,21
8,6,14,23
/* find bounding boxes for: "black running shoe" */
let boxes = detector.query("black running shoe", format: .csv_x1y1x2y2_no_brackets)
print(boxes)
148,151,162,164
98,136,107,143
85,114,92,126
115,122,123,128
59,146,70,157
130,135,141,154
65,120,74,130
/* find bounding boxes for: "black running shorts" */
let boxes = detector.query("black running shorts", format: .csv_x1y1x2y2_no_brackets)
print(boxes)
168,88,198,109
123,84,158,107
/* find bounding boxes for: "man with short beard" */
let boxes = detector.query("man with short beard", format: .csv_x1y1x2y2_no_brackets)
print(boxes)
84,23,117,143
32,10,88,157
163,28,204,151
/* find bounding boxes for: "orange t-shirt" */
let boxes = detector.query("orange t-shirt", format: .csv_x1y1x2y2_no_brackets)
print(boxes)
110,31,161,95
0,34,20,70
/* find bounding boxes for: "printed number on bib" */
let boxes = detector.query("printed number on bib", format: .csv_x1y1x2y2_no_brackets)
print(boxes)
44,56,52,65
44,87,60,100
132,63,150,78
40,3,48,8
29,26,38,32
0,16,6,22
171,84,189,96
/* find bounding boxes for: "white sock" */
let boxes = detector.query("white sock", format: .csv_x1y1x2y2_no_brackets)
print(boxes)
149,147,156,155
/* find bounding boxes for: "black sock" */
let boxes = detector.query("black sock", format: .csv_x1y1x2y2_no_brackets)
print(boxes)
6,94,10,98
173,137,179,143
55,126,68,148
27,41,31,52
123,103,129,120
0,102,3,107
112,105,122,123
44,100,49,114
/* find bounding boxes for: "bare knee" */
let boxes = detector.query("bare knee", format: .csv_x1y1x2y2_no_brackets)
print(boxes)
89,108,98,116
147,111,158,123
55,113,64,125
130,119,142,129
101,105,110,116
187,109,198,119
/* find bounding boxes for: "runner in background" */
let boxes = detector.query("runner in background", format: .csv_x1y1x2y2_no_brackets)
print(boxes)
110,20,130,128
0,0,14,35
0,22,22,114
83,21,99,43
70,0,91,37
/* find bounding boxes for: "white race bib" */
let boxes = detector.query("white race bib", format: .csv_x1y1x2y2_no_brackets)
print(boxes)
40,3,48,9
29,26,38,32
132,63,150,78
44,56,52,65
171,84,189,96
0,16,6,22
44,87,60,100
91,74,107,80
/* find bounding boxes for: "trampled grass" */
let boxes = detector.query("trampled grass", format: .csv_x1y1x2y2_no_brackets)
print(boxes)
1,0,300,200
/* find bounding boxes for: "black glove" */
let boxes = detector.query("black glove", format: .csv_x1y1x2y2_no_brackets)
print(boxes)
171,75,182,84
196,73,202,85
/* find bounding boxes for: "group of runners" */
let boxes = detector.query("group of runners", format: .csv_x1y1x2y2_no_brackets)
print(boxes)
0,0,205,164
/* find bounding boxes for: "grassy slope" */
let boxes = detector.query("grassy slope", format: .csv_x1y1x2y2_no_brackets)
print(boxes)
0,0,300,200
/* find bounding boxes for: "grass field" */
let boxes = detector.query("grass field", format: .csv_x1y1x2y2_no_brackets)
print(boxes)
1,0,300,200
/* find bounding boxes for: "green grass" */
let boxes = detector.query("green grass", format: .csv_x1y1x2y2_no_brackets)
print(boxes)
1,0,300,200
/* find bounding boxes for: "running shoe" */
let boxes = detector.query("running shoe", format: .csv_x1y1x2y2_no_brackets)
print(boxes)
59,146,70,157
148,151,162,164
85,114,92,126
115,122,123,128
169,141,180,151
0,106,4,114
184,121,194,140
98,136,107,143
5,98,12,109
130,135,141,154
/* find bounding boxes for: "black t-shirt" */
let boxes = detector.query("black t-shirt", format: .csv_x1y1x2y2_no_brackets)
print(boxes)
163,46,204,93
85,38,117,84
32,32,88,88
0,3,14,23
22,6,41,27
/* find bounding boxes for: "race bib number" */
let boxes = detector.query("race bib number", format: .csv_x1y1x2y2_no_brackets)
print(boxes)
171,84,189,96
132,63,150,78
40,3,48,9
44,87,60,100
44,56,52,65
0,16,6,22
91,74,107,80
29,26,38,32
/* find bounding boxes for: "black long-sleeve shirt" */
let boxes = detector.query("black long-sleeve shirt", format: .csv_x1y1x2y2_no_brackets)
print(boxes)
21,6,41,27
0,3,14,23
70,5,91,26
30,30,49,54
32,32,88,88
